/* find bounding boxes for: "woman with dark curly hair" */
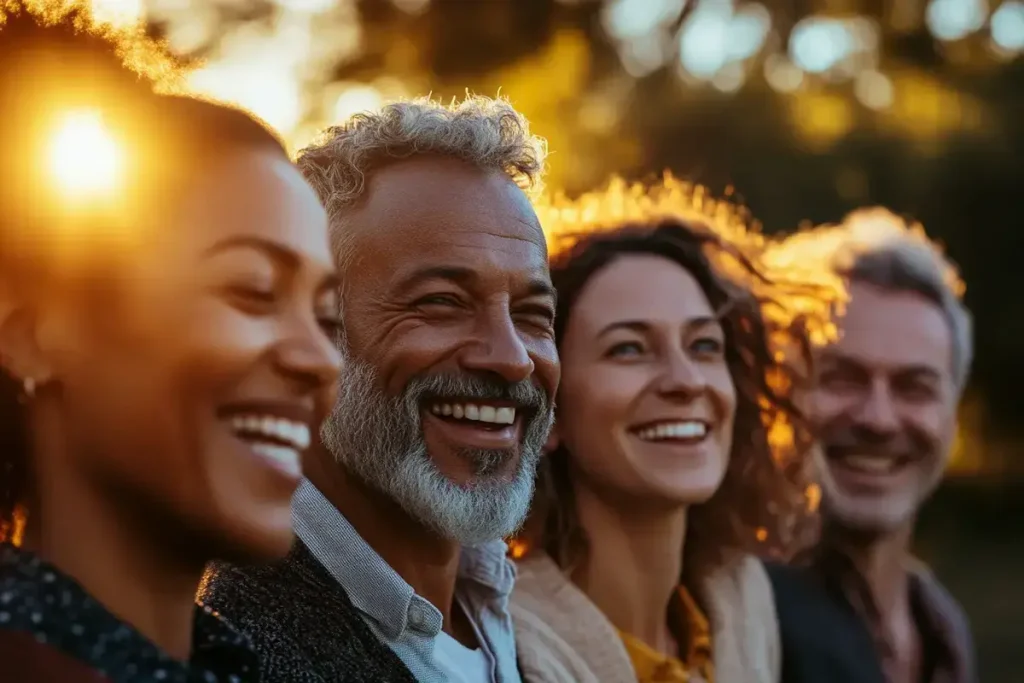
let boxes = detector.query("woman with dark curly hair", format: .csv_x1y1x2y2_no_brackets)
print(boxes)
509,177,842,683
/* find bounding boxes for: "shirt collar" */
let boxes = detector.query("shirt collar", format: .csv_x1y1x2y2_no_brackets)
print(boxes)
292,479,516,638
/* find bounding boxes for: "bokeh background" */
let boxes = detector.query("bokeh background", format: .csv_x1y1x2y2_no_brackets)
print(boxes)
75,0,1024,678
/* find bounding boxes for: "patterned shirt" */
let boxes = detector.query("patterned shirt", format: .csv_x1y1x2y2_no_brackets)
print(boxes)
293,479,521,683
0,543,259,683
619,586,715,683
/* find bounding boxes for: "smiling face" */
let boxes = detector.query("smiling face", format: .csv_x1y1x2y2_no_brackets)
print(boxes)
22,146,342,562
810,281,958,533
555,254,736,509
321,157,559,543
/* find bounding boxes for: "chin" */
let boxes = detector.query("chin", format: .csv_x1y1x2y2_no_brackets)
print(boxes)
218,510,296,564
642,482,719,509
826,499,916,535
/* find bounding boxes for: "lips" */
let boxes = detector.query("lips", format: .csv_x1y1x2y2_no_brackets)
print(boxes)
421,399,523,452
631,419,711,444
428,401,517,425
826,450,917,491
219,402,317,482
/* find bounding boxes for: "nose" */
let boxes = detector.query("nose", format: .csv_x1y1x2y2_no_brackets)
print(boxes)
657,349,706,398
459,309,535,385
275,320,344,391
854,379,901,436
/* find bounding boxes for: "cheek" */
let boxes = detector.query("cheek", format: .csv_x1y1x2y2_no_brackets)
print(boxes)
530,338,560,398
806,387,853,428
63,300,275,518
557,365,644,473
356,322,460,391
710,367,738,427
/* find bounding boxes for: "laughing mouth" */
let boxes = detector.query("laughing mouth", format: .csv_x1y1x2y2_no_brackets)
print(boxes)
633,420,709,443
227,413,311,473
427,401,518,427
831,453,911,475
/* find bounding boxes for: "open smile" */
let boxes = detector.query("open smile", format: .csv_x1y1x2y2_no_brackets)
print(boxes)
631,419,711,444
826,450,918,490
423,399,523,450
219,402,316,482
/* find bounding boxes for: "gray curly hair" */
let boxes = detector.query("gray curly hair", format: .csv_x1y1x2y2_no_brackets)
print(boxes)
296,95,548,271
838,209,973,394
772,207,972,393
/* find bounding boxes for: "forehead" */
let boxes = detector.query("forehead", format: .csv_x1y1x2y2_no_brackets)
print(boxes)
571,254,715,333
347,157,548,284
176,148,327,250
829,281,952,376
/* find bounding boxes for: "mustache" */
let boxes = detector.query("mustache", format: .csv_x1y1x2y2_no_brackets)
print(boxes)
402,372,550,414
822,424,931,458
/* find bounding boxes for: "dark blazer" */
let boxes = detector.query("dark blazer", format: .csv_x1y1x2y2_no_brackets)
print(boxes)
199,540,416,683
766,562,887,683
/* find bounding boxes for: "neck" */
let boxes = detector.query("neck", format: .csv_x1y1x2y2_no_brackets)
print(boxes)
27,430,202,661
828,519,916,628
306,448,462,629
571,480,687,657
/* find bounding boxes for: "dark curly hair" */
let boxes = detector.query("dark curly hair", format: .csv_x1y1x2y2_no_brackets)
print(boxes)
0,2,287,545
514,176,843,580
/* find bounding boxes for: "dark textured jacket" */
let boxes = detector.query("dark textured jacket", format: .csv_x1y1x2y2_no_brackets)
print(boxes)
767,557,977,683
199,540,417,683
766,561,886,683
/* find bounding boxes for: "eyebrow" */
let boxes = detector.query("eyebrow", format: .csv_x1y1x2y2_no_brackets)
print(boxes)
820,352,943,381
597,316,720,339
396,264,557,303
204,235,340,291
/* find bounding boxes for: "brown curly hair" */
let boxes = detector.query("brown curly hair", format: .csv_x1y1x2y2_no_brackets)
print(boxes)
513,175,843,581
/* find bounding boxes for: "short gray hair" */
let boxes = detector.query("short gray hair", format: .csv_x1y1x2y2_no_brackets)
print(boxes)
296,95,548,270
831,208,973,393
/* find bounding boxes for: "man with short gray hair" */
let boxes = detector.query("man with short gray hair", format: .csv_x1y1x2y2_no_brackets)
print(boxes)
201,96,559,683
768,208,977,683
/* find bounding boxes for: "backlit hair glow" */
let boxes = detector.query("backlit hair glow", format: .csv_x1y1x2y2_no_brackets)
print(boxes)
516,174,846,573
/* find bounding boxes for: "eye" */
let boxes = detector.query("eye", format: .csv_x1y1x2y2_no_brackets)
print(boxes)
896,380,939,403
691,337,724,356
316,315,344,337
819,369,863,392
606,341,645,358
224,282,277,311
516,304,556,329
414,293,463,308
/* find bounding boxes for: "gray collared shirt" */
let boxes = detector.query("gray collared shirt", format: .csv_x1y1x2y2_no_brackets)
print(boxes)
292,479,522,683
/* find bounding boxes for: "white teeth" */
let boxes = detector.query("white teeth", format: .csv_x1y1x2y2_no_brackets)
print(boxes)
842,455,895,474
229,414,311,451
427,402,517,425
250,443,301,478
636,421,708,442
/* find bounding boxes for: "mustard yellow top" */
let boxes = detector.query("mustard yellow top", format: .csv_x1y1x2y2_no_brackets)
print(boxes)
618,586,714,683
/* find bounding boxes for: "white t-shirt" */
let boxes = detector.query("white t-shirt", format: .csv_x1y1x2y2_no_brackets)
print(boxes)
434,630,495,683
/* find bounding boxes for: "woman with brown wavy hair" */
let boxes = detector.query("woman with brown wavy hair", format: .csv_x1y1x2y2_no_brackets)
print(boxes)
509,177,841,683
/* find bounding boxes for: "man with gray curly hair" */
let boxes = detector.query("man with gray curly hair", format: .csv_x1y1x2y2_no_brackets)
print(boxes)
202,95,559,683
767,208,977,683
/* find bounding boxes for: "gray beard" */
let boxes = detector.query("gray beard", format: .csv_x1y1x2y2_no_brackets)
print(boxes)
320,356,553,545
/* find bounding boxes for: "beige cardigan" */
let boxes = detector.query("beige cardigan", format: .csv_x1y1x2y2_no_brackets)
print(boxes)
510,553,780,683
